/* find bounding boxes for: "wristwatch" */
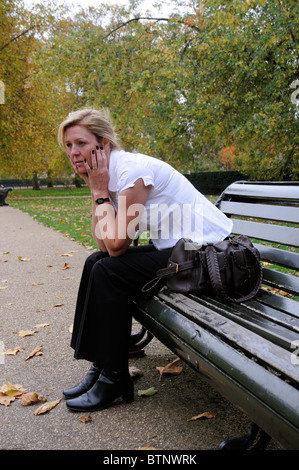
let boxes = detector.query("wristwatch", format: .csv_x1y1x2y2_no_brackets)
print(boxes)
95,197,110,204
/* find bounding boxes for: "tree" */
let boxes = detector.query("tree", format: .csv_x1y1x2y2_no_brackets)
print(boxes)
177,0,299,179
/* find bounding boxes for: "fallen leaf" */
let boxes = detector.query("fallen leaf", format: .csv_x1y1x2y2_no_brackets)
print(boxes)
187,411,216,421
129,366,143,378
25,345,43,361
16,329,37,337
0,286,8,290
69,324,73,334
18,256,31,262
32,282,44,286
2,346,24,356
21,392,47,406
156,358,183,380
62,263,70,270
0,394,16,406
137,387,158,397
79,415,93,423
0,383,27,405
34,323,51,328
60,251,77,257
51,303,64,308
33,398,62,415
62,277,73,280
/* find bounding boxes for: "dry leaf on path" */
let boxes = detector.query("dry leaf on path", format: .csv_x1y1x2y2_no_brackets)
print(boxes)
60,251,77,257
34,323,51,328
25,345,43,361
156,358,183,380
21,392,47,406
16,329,37,337
79,415,93,423
2,346,24,356
129,366,143,378
33,398,62,415
0,383,27,406
62,263,70,270
187,411,216,421
18,256,31,262
32,282,44,286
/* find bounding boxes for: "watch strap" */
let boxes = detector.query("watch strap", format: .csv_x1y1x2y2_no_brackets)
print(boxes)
95,197,110,204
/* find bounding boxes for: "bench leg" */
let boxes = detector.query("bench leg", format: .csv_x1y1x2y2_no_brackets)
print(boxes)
129,327,154,357
218,423,271,450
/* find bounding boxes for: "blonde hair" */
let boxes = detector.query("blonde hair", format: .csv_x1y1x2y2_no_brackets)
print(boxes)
58,108,122,152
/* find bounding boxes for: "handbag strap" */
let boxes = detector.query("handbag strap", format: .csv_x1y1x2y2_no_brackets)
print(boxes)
141,258,198,297
205,238,263,303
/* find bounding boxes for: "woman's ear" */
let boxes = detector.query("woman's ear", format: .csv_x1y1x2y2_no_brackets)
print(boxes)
101,137,111,151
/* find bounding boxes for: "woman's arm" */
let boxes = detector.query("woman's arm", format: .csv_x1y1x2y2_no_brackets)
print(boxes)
94,178,151,257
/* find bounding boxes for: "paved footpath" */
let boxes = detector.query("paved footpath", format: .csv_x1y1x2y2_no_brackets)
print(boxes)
0,206,281,452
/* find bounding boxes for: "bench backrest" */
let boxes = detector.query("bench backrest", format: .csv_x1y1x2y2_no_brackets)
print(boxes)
215,181,299,301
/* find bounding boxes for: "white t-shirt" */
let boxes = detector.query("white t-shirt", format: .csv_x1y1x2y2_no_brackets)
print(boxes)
108,150,233,250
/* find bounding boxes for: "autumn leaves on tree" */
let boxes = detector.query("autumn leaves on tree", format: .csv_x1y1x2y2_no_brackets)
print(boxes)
0,0,298,182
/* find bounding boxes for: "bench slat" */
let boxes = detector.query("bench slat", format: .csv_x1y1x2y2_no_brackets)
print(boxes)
220,201,299,223
192,293,299,346
262,268,299,296
257,288,299,319
158,291,299,384
223,182,299,201
255,243,299,269
232,219,299,247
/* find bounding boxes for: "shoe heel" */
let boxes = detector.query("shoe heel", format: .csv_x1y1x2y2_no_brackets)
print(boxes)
123,391,134,403
122,381,134,403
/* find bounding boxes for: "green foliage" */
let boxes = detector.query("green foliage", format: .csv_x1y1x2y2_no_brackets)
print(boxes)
1,0,298,181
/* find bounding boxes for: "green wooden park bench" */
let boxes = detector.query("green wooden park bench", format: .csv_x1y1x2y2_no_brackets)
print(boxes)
131,181,299,450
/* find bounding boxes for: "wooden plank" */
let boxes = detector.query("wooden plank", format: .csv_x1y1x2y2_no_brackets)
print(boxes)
262,267,299,296
232,219,299,247
255,244,299,269
224,182,299,201
220,201,299,224
190,292,299,346
256,288,299,319
157,290,299,384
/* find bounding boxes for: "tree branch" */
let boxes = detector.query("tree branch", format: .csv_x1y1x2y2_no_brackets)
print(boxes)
104,17,171,38
0,25,37,53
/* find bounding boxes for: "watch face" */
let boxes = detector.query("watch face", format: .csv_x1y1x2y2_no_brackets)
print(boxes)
96,198,109,204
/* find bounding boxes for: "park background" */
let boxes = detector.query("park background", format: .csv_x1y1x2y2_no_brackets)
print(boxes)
1,0,298,188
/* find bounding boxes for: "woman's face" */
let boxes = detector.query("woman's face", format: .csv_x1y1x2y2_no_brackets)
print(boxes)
64,125,100,174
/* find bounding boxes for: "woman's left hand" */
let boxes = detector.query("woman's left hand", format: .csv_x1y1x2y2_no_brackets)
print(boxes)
85,145,110,197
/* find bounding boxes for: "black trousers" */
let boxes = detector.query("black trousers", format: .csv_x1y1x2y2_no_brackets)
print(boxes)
70,244,172,372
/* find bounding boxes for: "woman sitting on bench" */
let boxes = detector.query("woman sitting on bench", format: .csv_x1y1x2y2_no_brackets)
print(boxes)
58,108,233,412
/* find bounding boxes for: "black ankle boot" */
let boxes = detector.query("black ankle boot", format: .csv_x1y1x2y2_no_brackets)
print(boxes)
63,363,102,399
66,369,134,412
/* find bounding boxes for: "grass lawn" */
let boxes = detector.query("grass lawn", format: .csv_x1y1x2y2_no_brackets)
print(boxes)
8,186,298,300
10,187,97,250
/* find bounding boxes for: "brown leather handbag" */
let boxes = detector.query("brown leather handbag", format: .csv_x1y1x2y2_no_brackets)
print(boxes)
142,235,263,303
